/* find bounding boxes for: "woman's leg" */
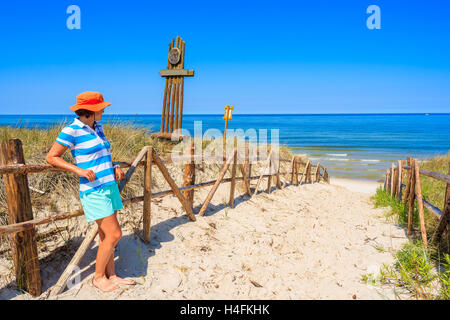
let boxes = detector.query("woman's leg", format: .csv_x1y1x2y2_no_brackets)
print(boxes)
98,214,135,285
93,213,122,292
97,226,116,278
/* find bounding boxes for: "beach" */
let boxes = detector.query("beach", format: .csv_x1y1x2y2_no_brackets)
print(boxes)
0,178,408,300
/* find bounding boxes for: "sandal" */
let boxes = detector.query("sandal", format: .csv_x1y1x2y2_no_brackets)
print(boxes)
109,275,136,286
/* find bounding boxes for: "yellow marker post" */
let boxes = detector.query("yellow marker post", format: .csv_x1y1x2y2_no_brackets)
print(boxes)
223,105,234,157
223,105,234,141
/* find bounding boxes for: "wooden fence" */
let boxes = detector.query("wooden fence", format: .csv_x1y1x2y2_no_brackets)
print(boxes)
383,157,450,247
0,138,329,297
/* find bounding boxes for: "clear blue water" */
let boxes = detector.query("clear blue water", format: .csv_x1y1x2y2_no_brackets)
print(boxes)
1,113,449,181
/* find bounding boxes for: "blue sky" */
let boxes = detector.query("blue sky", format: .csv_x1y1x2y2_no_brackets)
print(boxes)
0,0,449,114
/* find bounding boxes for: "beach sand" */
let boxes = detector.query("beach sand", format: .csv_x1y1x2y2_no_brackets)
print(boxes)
330,178,382,195
0,179,408,300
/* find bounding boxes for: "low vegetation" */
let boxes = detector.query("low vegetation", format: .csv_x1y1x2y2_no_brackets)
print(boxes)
369,153,449,299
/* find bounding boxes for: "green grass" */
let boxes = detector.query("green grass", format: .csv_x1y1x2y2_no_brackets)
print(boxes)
368,153,450,299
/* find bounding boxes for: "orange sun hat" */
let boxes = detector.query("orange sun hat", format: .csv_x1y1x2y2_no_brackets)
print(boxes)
69,91,112,112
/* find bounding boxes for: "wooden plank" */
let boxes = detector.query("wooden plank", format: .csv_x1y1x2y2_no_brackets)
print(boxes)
49,225,98,296
199,149,237,216
0,139,41,296
431,165,450,243
174,77,180,131
159,69,195,77
169,79,177,133
152,150,196,221
143,147,152,243
414,159,428,245
164,80,172,133
179,78,184,129
160,78,169,133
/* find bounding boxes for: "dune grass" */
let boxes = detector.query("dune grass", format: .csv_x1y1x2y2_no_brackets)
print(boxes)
369,153,450,299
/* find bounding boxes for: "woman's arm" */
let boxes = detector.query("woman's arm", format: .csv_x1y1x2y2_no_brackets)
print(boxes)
46,142,96,182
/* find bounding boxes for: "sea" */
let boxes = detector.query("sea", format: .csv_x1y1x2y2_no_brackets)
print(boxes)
1,113,449,182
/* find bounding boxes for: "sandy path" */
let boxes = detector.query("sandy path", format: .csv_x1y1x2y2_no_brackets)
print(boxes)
3,180,408,300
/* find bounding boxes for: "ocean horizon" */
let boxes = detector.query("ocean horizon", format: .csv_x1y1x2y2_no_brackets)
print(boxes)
1,113,449,182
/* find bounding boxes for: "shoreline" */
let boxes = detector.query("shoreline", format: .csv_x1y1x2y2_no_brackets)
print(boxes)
329,177,382,195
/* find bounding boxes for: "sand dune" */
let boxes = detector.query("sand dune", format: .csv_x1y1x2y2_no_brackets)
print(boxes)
1,179,408,300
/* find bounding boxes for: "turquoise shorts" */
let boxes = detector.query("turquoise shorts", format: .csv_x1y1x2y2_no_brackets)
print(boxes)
80,183,123,222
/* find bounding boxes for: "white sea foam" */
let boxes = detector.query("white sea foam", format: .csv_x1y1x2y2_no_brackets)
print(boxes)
360,159,380,162
326,153,347,157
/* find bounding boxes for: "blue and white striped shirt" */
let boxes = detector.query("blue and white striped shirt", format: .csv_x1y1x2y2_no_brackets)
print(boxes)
56,117,116,196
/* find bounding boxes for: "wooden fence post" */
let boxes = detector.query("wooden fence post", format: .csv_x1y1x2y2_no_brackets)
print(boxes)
183,141,195,209
397,160,403,201
431,165,450,243
294,157,299,186
0,139,41,296
300,160,309,185
402,157,412,204
407,160,416,235
392,164,399,198
324,168,329,183
390,163,395,197
290,156,296,185
383,170,388,191
275,153,282,189
414,159,428,245
386,169,391,193
307,162,312,183
266,153,272,193
315,162,321,183
229,138,238,207
243,141,251,196
143,146,152,243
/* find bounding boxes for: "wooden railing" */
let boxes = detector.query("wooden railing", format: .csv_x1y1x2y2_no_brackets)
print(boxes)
0,138,329,297
383,157,450,247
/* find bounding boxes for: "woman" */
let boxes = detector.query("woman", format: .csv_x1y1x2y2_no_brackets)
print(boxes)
46,91,135,293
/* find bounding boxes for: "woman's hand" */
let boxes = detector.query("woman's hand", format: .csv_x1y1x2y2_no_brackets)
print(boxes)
78,168,97,182
114,167,125,181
